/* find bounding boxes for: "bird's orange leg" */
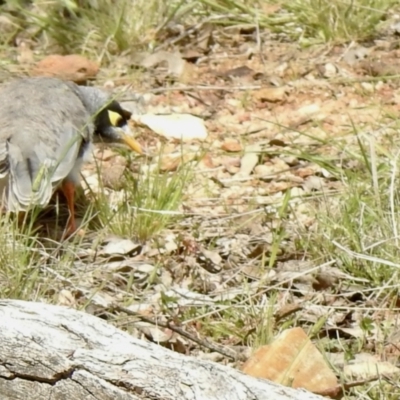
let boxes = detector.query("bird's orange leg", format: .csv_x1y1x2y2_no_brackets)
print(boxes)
61,180,77,237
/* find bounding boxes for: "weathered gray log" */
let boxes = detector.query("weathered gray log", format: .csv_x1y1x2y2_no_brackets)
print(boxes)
0,300,325,400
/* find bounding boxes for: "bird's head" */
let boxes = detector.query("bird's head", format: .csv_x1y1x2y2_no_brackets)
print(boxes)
77,86,143,155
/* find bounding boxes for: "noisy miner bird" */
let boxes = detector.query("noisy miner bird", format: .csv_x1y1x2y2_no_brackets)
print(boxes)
0,76,143,236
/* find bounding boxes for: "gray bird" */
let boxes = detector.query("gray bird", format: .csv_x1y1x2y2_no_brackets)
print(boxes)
0,76,143,235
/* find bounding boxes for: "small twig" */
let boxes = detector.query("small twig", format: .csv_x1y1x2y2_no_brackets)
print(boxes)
113,304,238,361
126,80,318,96
184,92,212,108
315,376,385,399
148,84,263,94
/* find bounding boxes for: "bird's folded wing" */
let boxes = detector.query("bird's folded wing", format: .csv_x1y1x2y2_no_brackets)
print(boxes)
5,125,83,212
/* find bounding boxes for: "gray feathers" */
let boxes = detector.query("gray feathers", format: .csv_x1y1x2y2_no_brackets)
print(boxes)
75,85,112,117
0,77,113,212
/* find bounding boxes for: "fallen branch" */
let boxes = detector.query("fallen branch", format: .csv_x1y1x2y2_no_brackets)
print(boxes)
0,300,325,400
113,304,239,361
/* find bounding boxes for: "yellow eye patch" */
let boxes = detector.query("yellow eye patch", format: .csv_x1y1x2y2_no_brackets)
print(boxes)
108,110,123,127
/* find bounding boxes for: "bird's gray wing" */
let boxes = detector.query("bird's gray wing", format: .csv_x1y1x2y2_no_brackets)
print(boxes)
0,77,92,211
6,124,83,211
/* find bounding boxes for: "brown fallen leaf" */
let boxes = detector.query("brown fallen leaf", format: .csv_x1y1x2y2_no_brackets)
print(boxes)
131,50,195,83
221,138,242,152
254,87,287,103
31,54,99,84
182,49,203,62
221,65,254,78
296,167,319,179
158,152,197,172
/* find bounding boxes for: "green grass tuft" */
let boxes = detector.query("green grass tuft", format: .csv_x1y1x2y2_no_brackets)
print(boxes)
94,152,193,242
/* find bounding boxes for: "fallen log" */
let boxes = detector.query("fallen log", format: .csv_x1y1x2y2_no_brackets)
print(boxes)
0,300,325,400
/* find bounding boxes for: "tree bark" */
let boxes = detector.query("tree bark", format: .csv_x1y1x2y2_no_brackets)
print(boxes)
0,300,325,400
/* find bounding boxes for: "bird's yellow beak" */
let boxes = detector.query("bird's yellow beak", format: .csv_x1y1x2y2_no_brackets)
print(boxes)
119,131,143,154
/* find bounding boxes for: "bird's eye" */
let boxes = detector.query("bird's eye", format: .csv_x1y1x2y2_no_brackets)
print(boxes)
107,110,124,127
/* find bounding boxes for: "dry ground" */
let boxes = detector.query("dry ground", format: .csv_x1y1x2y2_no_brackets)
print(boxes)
2,1,400,398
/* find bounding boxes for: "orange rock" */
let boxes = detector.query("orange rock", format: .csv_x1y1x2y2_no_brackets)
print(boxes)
242,327,337,393
31,54,99,84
